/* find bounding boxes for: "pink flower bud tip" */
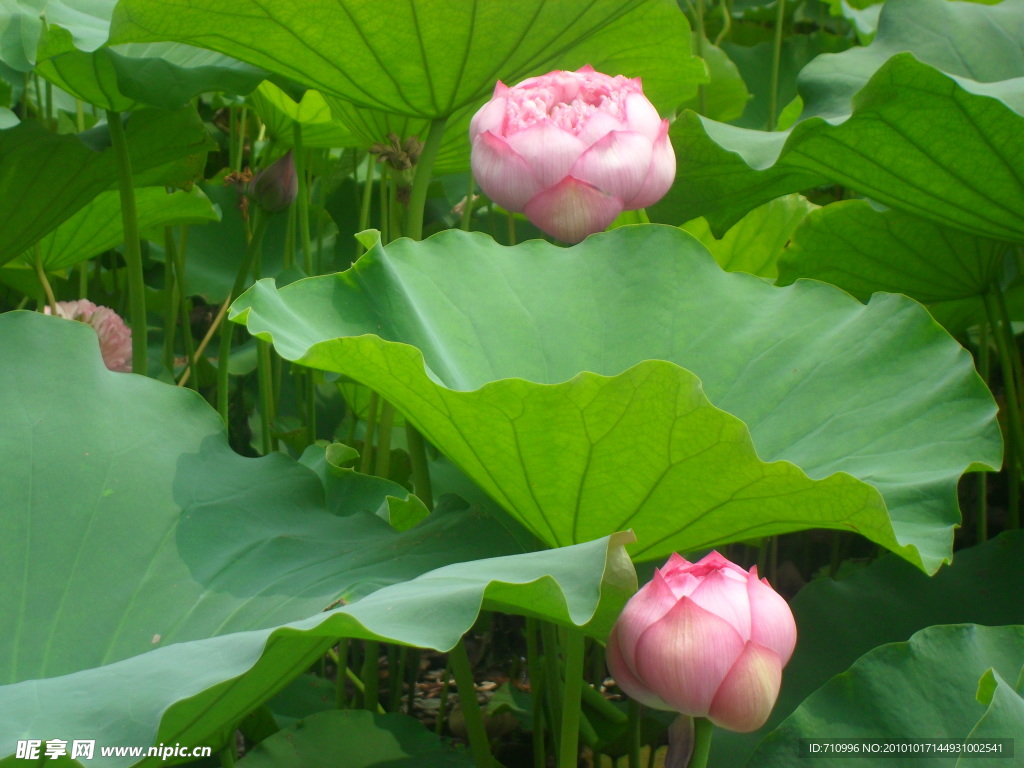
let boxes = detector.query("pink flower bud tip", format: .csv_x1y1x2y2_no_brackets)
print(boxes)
607,551,797,733
469,65,675,243
45,300,132,372
247,149,298,213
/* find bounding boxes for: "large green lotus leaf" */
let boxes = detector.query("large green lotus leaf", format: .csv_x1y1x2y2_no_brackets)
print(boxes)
0,310,634,766
28,0,266,111
110,0,703,122
747,625,1024,767
237,710,472,768
230,226,1000,572
21,186,219,272
650,0,1024,240
0,107,214,266
682,193,817,278
779,199,1015,333
711,530,1024,767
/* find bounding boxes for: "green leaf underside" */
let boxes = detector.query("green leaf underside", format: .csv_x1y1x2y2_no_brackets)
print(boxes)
0,310,634,766
236,710,473,768
110,0,705,173
110,0,703,118
231,226,1000,572
748,625,1024,767
779,199,1010,333
712,530,1024,767
0,108,213,267
30,0,266,112
651,0,1024,240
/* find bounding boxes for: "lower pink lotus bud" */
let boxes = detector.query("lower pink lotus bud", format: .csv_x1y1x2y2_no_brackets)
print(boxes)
606,551,797,733
45,300,132,372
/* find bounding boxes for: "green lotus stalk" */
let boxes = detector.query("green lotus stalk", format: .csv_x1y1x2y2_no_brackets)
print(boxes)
690,718,714,768
292,124,314,274
769,0,787,130
406,424,434,510
405,117,447,241
558,629,585,768
356,157,375,257
449,639,492,768
217,213,271,424
361,641,380,711
525,619,546,768
106,110,148,374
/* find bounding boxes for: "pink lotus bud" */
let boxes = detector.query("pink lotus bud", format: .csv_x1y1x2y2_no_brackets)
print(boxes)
606,551,797,733
45,300,132,372
247,149,298,213
469,65,675,243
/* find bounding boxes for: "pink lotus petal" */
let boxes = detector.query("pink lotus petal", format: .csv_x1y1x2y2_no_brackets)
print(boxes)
469,89,508,141
522,176,623,243
506,118,587,187
687,565,751,641
613,568,679,674
623,91,663,141
606,624,672,710
571,130,653,202
747,570,798,664
633,597,745,715
471,131,543,211
575,110,627,146
625,120,675,209
708,643,783,732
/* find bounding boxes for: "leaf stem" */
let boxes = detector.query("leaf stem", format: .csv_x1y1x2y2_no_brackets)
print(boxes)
33,248,57,314
768,0,787,130
406,423,435,510
405,117,448,241
558,629,585,768
525,619,546,768
106,110,148,374
449,638,493,768
689,718,714,768
977,322,990,542
356,156,376,257
217,212,270,425
292,124,314,274
983,290,1022,529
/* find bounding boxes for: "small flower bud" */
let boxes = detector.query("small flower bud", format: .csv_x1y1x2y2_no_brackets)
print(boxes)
247,149,298,213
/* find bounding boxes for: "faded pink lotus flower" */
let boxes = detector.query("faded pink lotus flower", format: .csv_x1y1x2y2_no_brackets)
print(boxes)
607,551,797,733
469,65,675,243
45,300,132,372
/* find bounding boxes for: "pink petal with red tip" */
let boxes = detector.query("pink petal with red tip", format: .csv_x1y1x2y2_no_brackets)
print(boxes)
522,176,623,243
471,131,543,211
506,119,587,187
747,573,798,664
633,598,745,715
708,642,783,732
570,130,653,202
606,625,672,710
686,566,752,641
625,120,675,209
